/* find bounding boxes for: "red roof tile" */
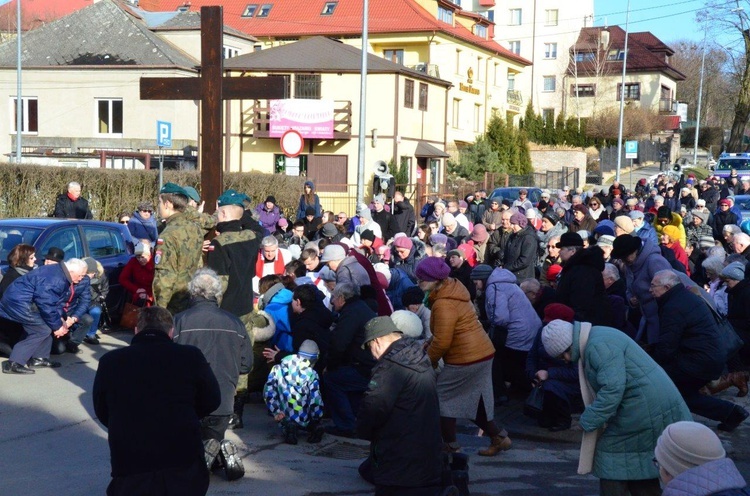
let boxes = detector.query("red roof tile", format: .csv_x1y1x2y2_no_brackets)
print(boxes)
0,0,94,31
140,0,530,65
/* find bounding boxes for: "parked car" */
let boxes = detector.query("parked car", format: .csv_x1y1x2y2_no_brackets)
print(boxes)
0,219,135,322
489,187,543,205
734,195,750,222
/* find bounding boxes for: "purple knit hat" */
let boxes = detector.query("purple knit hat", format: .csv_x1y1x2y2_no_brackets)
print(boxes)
429,233,448,246
415,256,451,282
510,212,528,228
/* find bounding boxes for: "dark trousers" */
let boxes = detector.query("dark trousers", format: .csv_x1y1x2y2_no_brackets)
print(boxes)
9,316,53,365
107,459,209,496
322,365,369,431
200,415,230,442
599,478,661,496
490,327,508,400
69,313,94,345
672,374,736,422
502,347,531,394
374,485,444,496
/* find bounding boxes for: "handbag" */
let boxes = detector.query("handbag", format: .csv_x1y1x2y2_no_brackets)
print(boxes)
523,382,544,419
119,302,141,329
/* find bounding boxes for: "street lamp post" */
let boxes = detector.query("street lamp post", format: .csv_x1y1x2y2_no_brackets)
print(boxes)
615,0,631,183
356,0,369,205
693,27,708,168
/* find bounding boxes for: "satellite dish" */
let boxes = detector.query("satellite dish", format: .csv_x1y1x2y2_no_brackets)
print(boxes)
374,160,389,175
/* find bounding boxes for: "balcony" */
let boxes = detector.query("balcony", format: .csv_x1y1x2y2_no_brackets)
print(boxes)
507,89,523,106
659,98,677,114
408,63,441,79
251,100,352,139
478,0,495,6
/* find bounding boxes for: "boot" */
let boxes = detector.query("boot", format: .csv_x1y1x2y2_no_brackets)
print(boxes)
731,371,749,398
705,375,734,395
219,439,245,481
477,434,511,456
203,439,221,471
227,396,244,430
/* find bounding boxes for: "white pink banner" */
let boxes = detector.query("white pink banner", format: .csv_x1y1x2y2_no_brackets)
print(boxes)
269,99,334,139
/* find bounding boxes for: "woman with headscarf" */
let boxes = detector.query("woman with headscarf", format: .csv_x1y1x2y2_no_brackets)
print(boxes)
296,180,322,220
415,257,512,456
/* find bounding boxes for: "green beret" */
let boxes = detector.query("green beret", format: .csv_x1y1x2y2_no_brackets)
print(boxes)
182,186,200,203
160,182,188,197
218,189,251,207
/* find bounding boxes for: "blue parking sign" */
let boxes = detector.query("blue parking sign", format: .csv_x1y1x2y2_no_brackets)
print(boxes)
157,121,172,147
625,140,638,159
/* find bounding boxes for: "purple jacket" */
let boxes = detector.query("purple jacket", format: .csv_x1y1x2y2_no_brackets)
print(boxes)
255,204,282,233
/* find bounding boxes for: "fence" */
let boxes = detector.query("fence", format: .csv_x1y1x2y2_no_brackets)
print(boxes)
599,139,670,173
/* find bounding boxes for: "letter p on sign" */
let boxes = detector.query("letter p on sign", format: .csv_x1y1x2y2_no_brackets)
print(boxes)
157,121,172,147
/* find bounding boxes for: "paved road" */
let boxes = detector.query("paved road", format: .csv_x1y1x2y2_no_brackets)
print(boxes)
1,330,748,495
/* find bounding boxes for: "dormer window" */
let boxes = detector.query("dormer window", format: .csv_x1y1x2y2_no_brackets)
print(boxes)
257,4,272,17
321,2,337,15
242,4,258,17
438,6,453,24
177,5,189,12
474,24,487,38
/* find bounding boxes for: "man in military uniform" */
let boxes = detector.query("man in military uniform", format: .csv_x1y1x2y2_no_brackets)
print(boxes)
206,189,268,429
153,183,205,315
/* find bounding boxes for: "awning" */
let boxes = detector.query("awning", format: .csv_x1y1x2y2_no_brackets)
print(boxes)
414,141,450,158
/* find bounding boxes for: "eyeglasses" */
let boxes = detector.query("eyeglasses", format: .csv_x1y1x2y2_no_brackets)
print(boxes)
140,209,153,213
547,245,558,249
590,203,599,207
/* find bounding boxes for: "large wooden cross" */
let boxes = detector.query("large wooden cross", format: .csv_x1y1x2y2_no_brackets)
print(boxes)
140,6,286,211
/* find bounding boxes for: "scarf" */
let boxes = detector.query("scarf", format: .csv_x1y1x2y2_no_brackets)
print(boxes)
255,249,286,279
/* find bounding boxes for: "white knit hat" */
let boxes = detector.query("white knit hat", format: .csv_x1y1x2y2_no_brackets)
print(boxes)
541,319,574,358
655,421,725,478
298,339,320,360
390,310,423,338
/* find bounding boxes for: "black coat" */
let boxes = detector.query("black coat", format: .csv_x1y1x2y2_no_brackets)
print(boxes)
371,209,396,241
727,279,750,364
277,295,334,370
503,225,537,281
53,193,92,219
555,246,613,326
92,329,220,478
655,283,725,382
392,200,416,236
328,297,377,376
450,261,476,300
357,338,443,488
173,298,252,416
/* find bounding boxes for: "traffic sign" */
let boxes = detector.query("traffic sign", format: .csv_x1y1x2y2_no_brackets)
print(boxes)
280,129,304,158
625,140,638,159
157,120,172,147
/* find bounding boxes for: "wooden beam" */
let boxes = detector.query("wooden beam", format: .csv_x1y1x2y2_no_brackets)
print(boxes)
140,78,201,100
222,76,287,100
200,6,223,213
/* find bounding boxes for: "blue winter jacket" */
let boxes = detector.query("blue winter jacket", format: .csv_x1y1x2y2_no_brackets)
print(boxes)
485,267,542,352
261,284,294,352
255,204,282,233
0,263,73,329
386,268,416,311
127,211,158,244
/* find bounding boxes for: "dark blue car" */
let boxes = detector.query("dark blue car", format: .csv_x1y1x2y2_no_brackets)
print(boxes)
0,219,134,320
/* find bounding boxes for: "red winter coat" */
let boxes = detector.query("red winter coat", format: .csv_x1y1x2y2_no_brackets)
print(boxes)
119,257,155,303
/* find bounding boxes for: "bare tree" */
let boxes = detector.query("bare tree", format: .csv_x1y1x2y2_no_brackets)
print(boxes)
566,29,617,122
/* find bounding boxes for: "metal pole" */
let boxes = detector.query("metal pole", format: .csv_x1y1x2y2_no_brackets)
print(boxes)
15,0,22,163
158,146,164,193
356,0,369,205
615,0,631,182
693,27,708,167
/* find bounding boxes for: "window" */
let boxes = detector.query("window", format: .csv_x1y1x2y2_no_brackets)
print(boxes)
575,52,595,62
177,6,189,12
84,227,126,258
294,74,321,99
254,44,263,52
544,43,557,59
39,228,84,261
384,49,404,65
404,79,414,109
321,1,337,15
493,63,499,86
507,72,516,90
274,154,308,176
617,83,641,101
545,9,558,26
509,40,520,55
452,98,460,128
474,104,482,132
223,46,240,59
97,99,123,135
241,4,257,17
418,83,428,111
542,108,554,123
257,4,272,17
430,159,440,192
475,24,487,38
438,6,453,24
12,97,38,133
399,156,412,183
571,84,595,98
607,49,625,61
509,8,521,25
542,76,556,92
487,10,494,22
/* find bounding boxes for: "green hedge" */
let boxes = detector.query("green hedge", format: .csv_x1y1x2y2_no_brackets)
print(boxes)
0,164,306,221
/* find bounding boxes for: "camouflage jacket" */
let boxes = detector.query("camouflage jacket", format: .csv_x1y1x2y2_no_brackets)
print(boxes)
153,210,204,314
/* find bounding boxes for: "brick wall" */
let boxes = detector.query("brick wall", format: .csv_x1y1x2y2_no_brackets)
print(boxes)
530,150,587,185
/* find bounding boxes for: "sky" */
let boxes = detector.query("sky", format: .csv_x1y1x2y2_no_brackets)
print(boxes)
593,0,710,44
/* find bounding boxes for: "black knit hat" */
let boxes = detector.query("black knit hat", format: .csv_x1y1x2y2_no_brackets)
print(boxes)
401,286,426,307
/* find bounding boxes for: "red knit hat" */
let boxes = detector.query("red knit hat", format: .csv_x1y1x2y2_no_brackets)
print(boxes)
546,264,563,282
542,303,575,324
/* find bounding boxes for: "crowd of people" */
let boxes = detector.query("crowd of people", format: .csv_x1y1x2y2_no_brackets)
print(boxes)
3,175,750,495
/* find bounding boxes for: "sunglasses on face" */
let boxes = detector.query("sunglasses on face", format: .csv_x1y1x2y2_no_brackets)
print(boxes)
120,220,129,224
140,209,153,213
